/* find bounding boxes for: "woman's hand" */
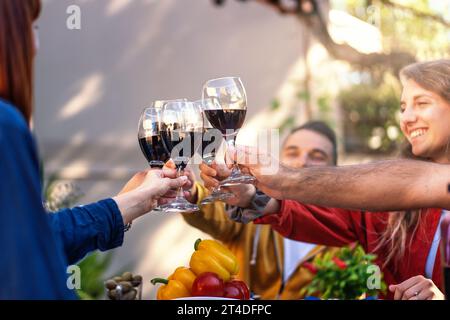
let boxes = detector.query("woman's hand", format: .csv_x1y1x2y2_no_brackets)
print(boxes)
113,168,188,224
389,275,445,300
163,160,197,203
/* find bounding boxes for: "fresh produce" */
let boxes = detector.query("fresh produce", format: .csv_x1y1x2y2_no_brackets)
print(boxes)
152,239,249,300
151,278,191,300
224,280,250,300
191,272,224,297
151,267,196,300
104,271,142,300
189,238,239,281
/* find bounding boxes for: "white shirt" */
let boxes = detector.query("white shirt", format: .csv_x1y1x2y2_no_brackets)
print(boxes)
283,238,316,282
425,211,446,278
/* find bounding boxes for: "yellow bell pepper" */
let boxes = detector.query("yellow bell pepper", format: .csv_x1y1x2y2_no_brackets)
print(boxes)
189,238,239,281
168,267,196,293
151,277,190,300
151,267,197,300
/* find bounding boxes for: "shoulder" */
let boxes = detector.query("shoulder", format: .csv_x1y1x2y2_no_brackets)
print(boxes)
0,99,31,140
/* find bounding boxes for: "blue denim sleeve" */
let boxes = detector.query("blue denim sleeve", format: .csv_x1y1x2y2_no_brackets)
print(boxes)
0,101,76,299
48,198,125,265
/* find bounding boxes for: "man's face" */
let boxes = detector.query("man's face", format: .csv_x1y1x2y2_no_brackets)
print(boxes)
281,129,334,168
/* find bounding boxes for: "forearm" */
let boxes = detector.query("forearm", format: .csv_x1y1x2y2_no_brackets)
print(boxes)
113,188,153,224
50,199,124,264
279,159,450,211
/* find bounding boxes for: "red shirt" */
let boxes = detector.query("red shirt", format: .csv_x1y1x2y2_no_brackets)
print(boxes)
254,200,443,299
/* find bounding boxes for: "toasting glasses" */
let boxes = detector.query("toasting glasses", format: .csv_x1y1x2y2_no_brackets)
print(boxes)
193,99,234,204
202,77,255,186
158,100,202,213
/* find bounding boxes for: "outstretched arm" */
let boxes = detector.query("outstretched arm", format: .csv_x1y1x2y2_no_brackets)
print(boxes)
233,146,450,211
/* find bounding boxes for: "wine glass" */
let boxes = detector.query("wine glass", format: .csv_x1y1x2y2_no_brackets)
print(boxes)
152,98,187,111
159,101,201,213
138,106,169,169
202,77,255,186
193,99,234,204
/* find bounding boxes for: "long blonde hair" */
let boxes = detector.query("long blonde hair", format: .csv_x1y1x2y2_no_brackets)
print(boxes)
377,59,450,268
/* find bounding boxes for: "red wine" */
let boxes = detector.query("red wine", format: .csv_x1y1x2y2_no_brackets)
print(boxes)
138,136,170,168
204,109,246,136
161,129,200,169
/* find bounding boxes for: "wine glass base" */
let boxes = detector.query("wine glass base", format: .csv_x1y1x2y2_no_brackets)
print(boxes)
220,174,256,187
160,201,199,213
200,192,234,205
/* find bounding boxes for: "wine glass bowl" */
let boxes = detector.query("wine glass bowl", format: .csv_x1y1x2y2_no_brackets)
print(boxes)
202,77,255,186
158,100,201,213
137,107,169,169
193,99,234,205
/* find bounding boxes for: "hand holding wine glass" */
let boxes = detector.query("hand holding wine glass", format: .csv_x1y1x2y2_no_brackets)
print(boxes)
113,169,188,224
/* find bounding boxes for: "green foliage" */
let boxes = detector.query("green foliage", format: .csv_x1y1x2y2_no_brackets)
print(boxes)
271,99,281,111
339,78,402,153
302,245,387,299
342,0,450,60
296,90,311,102
279,117,296,134
76,252,113,300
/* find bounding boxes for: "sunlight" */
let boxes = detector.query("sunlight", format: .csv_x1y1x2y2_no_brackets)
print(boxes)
328,9,382,54
106,0,133,17
58,73,103,120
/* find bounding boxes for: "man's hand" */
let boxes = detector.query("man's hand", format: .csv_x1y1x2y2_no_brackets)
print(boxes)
229,145,289,200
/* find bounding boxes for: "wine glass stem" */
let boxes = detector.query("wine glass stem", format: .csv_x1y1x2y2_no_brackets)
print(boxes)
176,166,185,200
226,136,240,175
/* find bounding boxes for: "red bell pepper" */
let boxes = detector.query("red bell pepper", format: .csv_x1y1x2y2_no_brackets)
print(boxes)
191,272,224,297
223,280,250,300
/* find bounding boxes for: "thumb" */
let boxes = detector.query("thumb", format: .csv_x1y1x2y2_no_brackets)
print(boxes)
389,284,397,292
167,176,188,189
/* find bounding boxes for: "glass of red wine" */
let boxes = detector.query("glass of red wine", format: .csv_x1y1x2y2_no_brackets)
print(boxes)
193,99,234,204
159,100,201,213
202,77,255,186
138,106,170,169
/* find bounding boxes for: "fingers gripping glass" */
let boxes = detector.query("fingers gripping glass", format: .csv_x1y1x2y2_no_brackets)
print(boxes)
202,77,255,186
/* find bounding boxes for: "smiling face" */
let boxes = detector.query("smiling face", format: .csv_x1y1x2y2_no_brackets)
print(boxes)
400,79,450,164
281,129,334,168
